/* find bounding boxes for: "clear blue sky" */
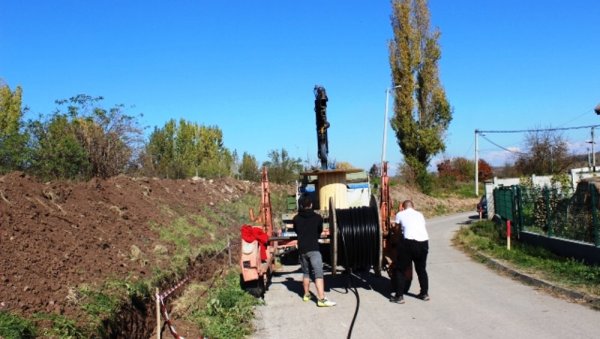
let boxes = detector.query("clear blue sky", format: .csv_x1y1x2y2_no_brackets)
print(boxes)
2,0,599,172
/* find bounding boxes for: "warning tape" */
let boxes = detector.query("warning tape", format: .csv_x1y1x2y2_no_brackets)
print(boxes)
158,294,185,339
157,242,233,338
159,276,190,300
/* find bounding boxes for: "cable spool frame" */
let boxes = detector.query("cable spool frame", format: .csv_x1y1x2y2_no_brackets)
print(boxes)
329,197,338,275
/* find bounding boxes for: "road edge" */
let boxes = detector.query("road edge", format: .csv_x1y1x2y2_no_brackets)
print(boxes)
470,250,600,311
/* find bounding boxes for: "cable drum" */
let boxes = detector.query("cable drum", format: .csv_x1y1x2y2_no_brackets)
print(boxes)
329,196,382,274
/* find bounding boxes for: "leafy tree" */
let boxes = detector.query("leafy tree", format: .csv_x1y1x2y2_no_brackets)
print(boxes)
238,152,260,181
514,130,571,175
145,119,233,179
478,159,493,181
369,163,380,178
0,82,29,173
27,95,143,180
335,161,354,170
27,114,91,180
389,0,452,193
437,157,493,183
262,148,302,184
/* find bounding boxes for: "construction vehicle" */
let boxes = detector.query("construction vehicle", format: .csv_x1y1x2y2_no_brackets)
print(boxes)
239,86,398,297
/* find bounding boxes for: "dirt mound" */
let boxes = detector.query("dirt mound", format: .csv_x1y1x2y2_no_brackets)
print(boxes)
0,172,261,323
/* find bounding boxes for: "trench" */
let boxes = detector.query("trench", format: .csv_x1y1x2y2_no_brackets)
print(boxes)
98,249,234,338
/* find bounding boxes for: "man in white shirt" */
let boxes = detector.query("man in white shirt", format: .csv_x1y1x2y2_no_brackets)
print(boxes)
390,200,430,303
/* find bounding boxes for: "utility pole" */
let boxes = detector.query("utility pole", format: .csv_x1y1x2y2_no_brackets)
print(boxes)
475,129,479,196
592,127,596,171
381,85,401,174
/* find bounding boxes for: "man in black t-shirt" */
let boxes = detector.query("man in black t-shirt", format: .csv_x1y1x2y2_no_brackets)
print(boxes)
293,195,336,307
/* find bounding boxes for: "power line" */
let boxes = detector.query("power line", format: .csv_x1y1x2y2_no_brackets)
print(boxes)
477,124,600,134
557,108,594,127
479,134,526,155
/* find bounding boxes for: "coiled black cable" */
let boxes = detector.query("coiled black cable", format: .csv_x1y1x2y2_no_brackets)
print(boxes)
334,204,380,271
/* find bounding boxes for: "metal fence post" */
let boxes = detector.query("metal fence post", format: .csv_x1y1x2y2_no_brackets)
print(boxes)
517,186,523,238
545,187,552,237
591,183,600,247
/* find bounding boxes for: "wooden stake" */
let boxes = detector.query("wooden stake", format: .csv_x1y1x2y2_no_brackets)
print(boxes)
156,288,161,339
228,236,232,266
507,220,511,251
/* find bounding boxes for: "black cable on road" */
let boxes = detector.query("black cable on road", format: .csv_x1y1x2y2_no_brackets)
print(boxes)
333,203,381,339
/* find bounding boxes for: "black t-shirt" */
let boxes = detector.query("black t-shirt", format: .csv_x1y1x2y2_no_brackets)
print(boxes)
293,209,323,254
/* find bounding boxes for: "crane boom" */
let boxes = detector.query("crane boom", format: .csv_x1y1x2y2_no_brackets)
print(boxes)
314,85,330,169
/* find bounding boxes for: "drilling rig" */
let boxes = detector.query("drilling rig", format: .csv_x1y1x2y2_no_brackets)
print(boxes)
239,86,398,297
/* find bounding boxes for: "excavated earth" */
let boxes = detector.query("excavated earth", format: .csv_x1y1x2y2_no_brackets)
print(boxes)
0,171,271,336
0,171,477,336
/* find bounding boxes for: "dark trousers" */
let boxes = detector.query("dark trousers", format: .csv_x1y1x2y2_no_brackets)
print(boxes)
394,239,429,296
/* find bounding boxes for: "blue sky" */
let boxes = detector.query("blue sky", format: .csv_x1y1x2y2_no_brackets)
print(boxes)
2,1,599,172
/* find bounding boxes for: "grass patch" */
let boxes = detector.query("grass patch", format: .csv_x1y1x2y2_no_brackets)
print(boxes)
431,180,479,198
455,220,600,296
33,313,85,338
75,277,152,336
0,311,37,338
189,270,262,339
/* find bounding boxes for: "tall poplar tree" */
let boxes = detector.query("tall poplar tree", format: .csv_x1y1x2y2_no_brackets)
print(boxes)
389,0,452,193
0,82,29,173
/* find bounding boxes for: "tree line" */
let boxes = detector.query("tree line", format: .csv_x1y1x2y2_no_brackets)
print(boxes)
0,82,302,183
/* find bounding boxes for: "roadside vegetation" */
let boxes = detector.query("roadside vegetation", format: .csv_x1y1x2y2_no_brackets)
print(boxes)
455,220,600,303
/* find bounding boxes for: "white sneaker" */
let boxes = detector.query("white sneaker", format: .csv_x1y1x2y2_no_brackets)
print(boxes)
317,298,337,307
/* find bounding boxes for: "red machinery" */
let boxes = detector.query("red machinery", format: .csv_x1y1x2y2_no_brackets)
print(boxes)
239,167,277,297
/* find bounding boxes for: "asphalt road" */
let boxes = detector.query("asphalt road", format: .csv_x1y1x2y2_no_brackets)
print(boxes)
251,212,599,339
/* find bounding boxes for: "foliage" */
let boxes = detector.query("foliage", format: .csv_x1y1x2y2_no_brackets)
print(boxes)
26,94,143,180
478,159,493,181
238,152,260,181
193,270,261,339
79,287,120,319
0,82,29,174
262,148,302,184
151,214,224,273
144,119,233,179
456,220,600,296
369,163,380,178
335,161,354,170
550,173,572,193
27,113,91,180
389,0,452,193
437,157,473,181
514,129,571,175
0,311,37,338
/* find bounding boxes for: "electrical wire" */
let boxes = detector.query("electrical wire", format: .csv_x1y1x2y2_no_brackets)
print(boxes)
333,203,381,339
477,123,600,134
479,134,527,155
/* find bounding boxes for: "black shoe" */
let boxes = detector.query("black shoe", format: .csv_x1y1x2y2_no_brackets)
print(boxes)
417,294,430,301
389,296,405,304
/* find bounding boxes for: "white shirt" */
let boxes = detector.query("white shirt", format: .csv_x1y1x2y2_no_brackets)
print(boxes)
395,207,429,241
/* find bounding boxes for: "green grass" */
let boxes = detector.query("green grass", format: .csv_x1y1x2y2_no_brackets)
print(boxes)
455,220,600,296
0,311,37,339
431,180,480,198
33,313,85,338
190,270,262,339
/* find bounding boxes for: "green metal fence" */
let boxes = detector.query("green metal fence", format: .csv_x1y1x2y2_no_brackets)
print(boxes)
493,184,600,247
